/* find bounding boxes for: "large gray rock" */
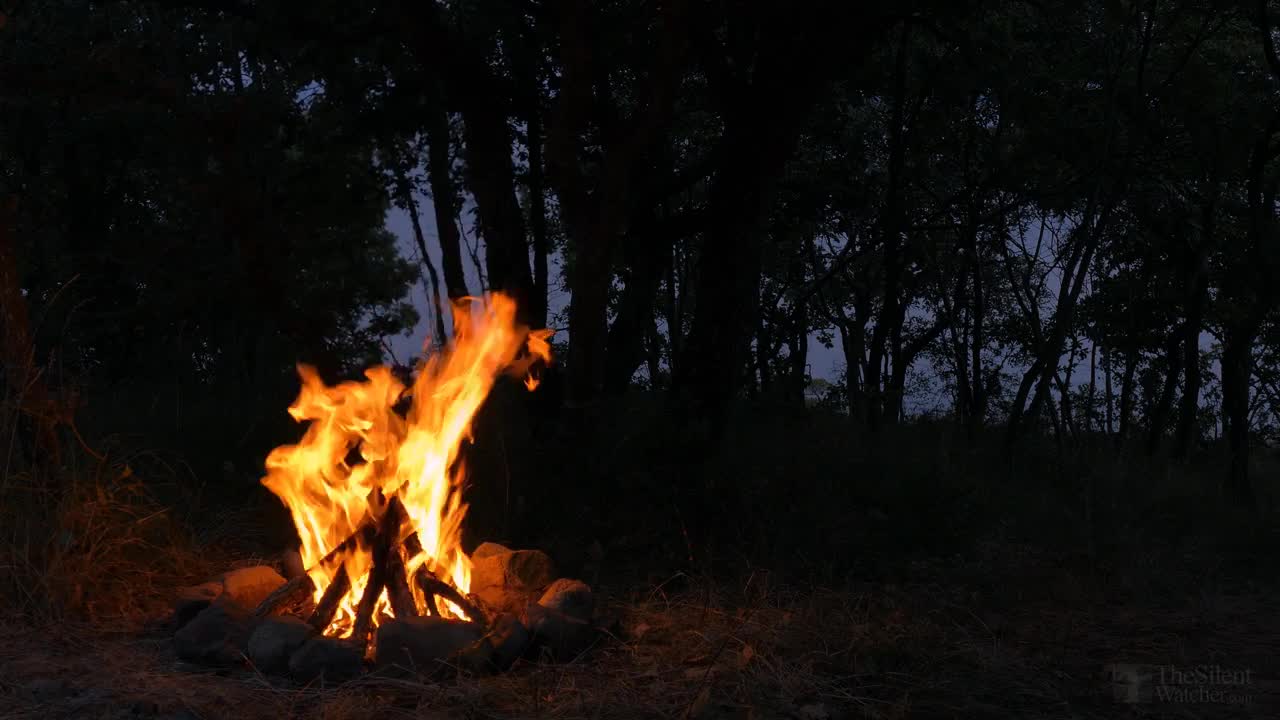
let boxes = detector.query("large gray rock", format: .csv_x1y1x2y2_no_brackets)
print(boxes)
280,549,306,580
218,566,286,608
174,597,253,666
374,617,485,675
526,602,600,662
247,616,314,674
170,581,221,631
537,579,594,622
288,637,364,683
469,544,555,615
170,566,286,629
486,613,532,670
471,542,512,559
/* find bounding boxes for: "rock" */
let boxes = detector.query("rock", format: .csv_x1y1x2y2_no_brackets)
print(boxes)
170,566,285,628
471,541,511,558
486,613,532,670
288,637,364,683
281,549,306,580
471,546,555,589
374,616,485,675
171,600,213,632
537,578,594,622
170,581,222,630
526,602,601,661
470,545,555,615
454,637,497,675
248,615,314,674
177,581,223,602
218,565,286,608
174,597,253,666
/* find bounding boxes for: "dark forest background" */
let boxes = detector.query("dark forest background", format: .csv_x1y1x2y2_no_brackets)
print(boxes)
4,0,1280,602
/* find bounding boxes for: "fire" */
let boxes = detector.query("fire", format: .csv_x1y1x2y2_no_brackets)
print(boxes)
261,293,551,637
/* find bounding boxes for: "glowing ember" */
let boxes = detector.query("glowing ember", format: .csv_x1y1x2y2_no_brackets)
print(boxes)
261,293,551,637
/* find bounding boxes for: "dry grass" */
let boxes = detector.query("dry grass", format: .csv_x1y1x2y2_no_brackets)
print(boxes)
2,406,1279,718
0,449,232,628
1,549,1277,720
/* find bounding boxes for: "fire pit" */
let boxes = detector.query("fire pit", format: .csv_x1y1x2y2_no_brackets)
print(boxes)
169,294,602,680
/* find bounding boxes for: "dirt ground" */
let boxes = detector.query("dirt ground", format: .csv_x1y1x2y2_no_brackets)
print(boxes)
1,541,1276,720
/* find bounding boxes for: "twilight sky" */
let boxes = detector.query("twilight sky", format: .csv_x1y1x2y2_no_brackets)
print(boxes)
382,192,846,383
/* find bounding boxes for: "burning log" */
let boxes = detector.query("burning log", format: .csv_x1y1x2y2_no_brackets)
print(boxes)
401,531,439,617
413,568,485,631
385,548,417,620
348,492,404,645
258,488,492,651
253,502,387,621
400,526,485,627
307,564,351,632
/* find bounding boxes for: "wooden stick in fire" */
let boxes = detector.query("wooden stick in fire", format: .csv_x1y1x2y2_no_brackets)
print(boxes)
385,546,418,619
400,530,439,616
307,564,351,632
395,505,485,627
348,492,404,645
253,508,379,619
412,569,485,631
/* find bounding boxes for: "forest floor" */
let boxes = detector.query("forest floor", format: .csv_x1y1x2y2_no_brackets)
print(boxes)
4,406,1280,718
1,537,1277,720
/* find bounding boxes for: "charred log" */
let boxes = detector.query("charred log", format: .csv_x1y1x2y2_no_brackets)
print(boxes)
307,564,350,632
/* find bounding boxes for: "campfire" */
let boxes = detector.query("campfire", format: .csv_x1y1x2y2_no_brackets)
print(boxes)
169,294,600,679
256,292,550,641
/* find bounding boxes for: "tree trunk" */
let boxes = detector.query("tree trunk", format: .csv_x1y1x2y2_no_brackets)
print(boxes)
755,305,774,396
395,172,449,347
1006,204,1111,448
666,238,683,380
672,120,788,445
1172,196,1213,458
424,103,470,301
837,318,867,421
1146,332,1182,455
1172,271,1208,458
1116,346,1138,448
525,102,550,329
546,0,688,409
604,211,665,396
1104,344,1114,435
1221,322,1255,505
564,228,612,407
951,315,971,427
1057,337,1078,440
460,100,533,321
1087,340,1097,434
645,312,663,390
864,24,911,433
412,2,530,314
671,0,879,451
789,326,808,406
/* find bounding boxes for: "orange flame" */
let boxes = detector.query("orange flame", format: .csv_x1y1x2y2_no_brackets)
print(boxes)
261,293,552,636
